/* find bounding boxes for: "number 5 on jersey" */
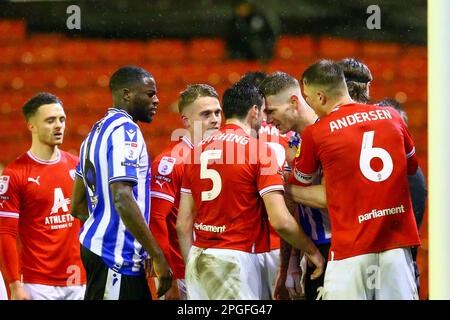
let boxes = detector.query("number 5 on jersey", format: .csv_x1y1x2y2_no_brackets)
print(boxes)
200,150,223,201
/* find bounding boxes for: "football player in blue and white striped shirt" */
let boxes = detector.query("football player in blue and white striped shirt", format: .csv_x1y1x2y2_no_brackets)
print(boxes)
70,66,172,300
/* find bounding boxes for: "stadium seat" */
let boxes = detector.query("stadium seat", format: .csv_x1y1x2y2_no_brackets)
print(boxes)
318,36,359,59
274,35,315,60
188,38,225,61
0,20,26,43
144,39,187,62
361,41,402,57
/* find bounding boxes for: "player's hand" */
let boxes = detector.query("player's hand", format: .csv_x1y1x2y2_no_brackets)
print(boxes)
285,254,305,299
163,279,181,300
10,281,30,300
273,268,290,300
305,248,325,280
148,254,173,298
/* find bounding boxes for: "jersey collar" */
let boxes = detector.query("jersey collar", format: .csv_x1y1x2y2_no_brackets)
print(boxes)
180,136,194,149
108,108,133,120
27,149,61,165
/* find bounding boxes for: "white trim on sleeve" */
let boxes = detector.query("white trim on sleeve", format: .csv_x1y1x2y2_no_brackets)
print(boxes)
0,211,19,219
406,147,416,159
150,191,175,204
259,185,285,197
180,188,192,194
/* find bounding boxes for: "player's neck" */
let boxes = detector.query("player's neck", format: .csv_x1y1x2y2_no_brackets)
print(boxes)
30,143,60,161
225,119,251,135
325,95,355,115
296,107,318,133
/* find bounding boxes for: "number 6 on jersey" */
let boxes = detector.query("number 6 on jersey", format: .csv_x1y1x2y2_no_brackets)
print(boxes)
359,130,393,182
200,150,223,201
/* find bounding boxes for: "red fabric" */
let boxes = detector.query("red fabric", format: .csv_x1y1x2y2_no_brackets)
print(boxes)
259,122,295,250
182,124,284,253
290,103,420,260
0,150,86,286
150,138,191,279
0,218,20,284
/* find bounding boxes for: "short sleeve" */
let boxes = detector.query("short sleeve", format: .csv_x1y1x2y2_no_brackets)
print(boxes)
108,122,143,185
0,167,22,219
150,155,182,204
289,126,319,186
257,142,284,197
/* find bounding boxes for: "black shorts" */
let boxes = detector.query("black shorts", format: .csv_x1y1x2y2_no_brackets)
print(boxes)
305,242,331,300
80,245,151,300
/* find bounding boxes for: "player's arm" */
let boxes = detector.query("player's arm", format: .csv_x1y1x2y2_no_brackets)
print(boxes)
149,197,174,268
285,183,327,209
176,192,196,264
0,218,29,300
262,191,324,280
110,181,172,297
70,175,89,222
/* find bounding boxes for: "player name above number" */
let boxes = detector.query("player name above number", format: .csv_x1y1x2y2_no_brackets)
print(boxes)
329,109,392,132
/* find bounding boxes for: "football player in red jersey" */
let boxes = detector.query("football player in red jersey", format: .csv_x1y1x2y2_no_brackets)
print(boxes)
260,71,329,300
239,71,298,300
149,84,222,299
0,93,86,300
296,60,420,299
176,81,323,300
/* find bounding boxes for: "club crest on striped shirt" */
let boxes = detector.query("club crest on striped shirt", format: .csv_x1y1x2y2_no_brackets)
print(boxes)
0,176,10,195
158,156,176,175
124,141,139,161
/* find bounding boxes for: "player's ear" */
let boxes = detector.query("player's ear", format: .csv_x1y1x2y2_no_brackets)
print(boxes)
251,105,259,119
122,88,131,102
26,118,37,133
318,91,327,105
290,94,299,109
181,114,190,128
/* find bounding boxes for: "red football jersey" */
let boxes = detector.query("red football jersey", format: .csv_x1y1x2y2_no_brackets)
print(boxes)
181,123,284,253
290,103,420,260
0,150,86,286
150,137,192,279
258,122,295,250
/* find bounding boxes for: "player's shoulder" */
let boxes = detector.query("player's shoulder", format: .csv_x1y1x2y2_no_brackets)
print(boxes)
59,149,79,163
1,153,30,183
3,152,30,171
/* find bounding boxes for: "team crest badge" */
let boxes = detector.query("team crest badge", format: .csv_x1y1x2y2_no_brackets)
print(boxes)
158,157,176,175
0,176,10,195
124,141,139,160
69,169,76,180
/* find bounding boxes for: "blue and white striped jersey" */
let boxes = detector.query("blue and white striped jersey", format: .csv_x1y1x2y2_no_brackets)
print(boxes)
76,108,151,276
297,173,331,245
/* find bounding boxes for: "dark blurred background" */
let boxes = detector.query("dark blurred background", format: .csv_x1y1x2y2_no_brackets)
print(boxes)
0,0,428,298
0,0,426,43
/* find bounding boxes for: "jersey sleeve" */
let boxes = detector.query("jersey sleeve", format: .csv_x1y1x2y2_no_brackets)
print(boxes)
108,122,143,185
401,120,419,175
150,156,181,204
0,166,22,284
0,167,21,219
257,143,285,197
180,164,192,195
289,126,319,186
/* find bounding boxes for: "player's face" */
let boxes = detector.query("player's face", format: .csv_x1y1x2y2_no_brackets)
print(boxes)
263,95,294,134
185,96,222,139
30,103,66,146
252,101,265,132
130,76,159,123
